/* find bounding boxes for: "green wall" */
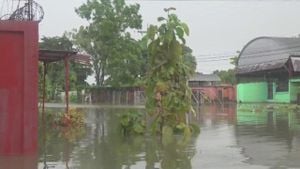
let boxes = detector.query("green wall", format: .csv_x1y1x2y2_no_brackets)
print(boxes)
237,82,268,102
290,79,300,102
273,92,290,103
237,78,300,103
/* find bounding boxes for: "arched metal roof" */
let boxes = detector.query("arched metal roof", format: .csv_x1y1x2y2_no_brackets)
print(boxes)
237,37,300,74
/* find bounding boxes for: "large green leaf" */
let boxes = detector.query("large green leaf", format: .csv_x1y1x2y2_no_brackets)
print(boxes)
181,22,190,36
175,26,184,39
147,25,157,40
157,16,166,22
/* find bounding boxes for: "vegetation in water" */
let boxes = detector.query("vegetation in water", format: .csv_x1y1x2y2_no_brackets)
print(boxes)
119,111,146,135
144,8,198,139
44,108,86,143
237,103,300,113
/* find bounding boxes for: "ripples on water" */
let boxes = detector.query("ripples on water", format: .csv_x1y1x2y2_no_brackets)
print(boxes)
1,104,300,169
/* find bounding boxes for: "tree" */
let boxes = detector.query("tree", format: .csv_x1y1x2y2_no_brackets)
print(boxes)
213,56,238,85
39,35,92,102
74,0,143,87
145,8,196,138
213,69,236,85
183,46,197,76
104,35,146,87
230,56,239,68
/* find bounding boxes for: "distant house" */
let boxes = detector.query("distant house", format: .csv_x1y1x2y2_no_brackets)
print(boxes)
237,37,300,103
189,73,221,87
189,73,236,104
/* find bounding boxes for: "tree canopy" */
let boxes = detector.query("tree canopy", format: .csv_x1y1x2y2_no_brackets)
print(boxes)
213,56,238,85
74,0,144,87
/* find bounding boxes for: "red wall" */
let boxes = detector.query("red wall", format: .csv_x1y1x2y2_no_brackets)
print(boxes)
0,155,37,169
0,21,38,155
192,86,236,102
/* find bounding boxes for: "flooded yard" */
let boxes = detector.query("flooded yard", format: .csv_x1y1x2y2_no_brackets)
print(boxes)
1,104,300,169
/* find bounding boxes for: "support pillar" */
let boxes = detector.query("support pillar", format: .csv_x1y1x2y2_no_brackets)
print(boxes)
64,56,70,114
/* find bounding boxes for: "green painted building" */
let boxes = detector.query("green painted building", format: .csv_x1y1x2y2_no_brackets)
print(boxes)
236,37,300,103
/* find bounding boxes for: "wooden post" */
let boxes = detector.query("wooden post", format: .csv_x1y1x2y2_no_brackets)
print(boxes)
42,63,47,169
64,56,70,114
118,91,121,105
42,62,47,121
126,91,129,105
112,91,115,105
288,59,293,78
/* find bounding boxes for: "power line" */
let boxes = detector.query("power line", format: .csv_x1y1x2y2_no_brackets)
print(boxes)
126,0,265,1
196,53,235,58
195,55,233,60
197,57,232,62
194,42,300,63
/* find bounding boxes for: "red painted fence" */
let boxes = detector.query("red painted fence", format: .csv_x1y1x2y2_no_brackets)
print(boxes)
192,85,236,103
0,21,38,155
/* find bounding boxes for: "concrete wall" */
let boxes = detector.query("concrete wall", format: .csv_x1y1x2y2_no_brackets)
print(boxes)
273,92,290,103
237,82,268,102
237,78,300,103
290,79,300,103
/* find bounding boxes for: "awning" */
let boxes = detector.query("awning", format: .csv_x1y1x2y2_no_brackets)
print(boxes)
237,59,287,75
39,49,91,65
39,49,91,115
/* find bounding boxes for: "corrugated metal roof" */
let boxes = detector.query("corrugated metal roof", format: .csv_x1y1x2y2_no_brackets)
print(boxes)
39,49,91,65
237,37,300,74
189,73,221,82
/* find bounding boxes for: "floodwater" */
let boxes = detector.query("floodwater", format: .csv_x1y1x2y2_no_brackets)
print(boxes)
1,104,300,169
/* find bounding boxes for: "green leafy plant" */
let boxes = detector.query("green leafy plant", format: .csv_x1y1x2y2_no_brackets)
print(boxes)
119,111,146,135
145,8,198,140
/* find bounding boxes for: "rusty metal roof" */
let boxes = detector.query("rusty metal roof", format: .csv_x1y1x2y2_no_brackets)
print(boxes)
189,73,221,82
237,37,300,74
39,49,91,65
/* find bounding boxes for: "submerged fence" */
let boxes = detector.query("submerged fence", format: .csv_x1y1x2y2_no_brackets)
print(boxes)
89,85,236,105
90,87,145,105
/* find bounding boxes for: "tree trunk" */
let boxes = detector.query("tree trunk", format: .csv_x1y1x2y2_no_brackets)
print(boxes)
95,71,101,86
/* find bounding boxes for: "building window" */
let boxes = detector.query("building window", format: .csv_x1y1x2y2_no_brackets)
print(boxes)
276,78,289,92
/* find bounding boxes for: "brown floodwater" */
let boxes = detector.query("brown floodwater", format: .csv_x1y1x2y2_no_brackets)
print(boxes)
1,104,300,169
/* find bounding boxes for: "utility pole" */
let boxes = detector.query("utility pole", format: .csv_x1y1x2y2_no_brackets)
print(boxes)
27,0,33,20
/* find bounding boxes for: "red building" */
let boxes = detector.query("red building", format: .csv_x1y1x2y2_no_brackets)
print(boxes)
0,21,39,155
189,73,236,104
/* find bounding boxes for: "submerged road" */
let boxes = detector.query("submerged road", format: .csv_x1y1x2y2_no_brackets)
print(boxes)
42,103,145,109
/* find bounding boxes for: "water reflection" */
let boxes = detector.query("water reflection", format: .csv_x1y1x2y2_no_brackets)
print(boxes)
236,104,300,168
0,155,37,169
1,104,300,169
38,108,197,169
195,103,236,127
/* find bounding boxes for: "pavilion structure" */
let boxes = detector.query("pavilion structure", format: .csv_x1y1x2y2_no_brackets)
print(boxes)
39,49,90,115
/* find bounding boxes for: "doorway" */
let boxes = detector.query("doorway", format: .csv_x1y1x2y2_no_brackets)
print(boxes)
268,82,273,100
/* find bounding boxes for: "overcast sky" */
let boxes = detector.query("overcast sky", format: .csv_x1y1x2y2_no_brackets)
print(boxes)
2,0,300,74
